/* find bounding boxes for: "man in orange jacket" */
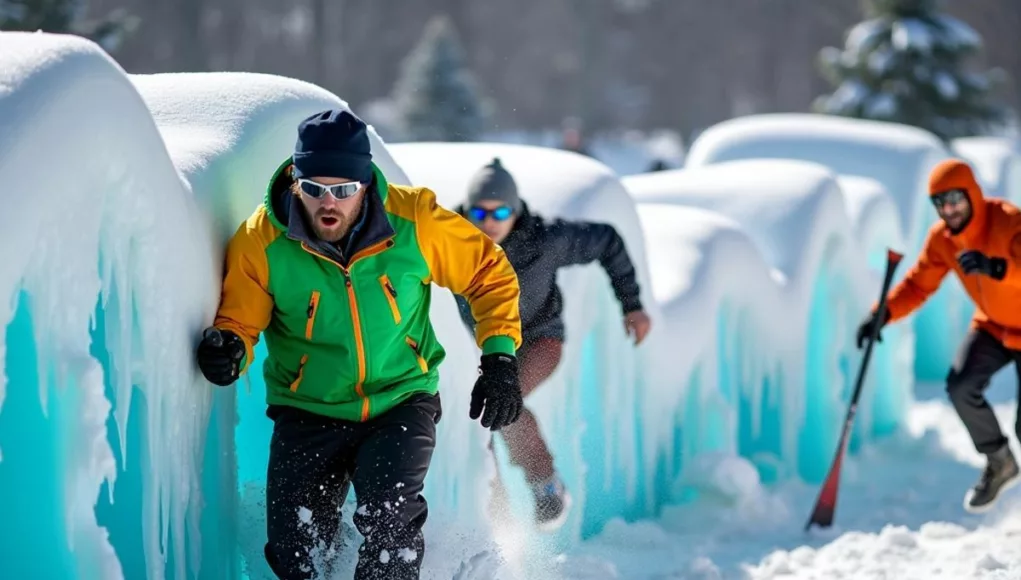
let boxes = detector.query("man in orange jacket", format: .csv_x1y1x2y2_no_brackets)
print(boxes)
856,158,1021,513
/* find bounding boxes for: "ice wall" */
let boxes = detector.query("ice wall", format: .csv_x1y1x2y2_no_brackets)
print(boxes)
0,32,915,580
0,32,220,579
622,160,914,482
684,113,964,382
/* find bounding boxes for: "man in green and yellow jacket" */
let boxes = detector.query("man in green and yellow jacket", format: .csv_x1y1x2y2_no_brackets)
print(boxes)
195,109,524,580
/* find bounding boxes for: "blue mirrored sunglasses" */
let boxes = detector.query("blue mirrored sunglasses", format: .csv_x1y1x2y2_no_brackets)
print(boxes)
297,178,364,200
931,188,967,208
469,205,514,222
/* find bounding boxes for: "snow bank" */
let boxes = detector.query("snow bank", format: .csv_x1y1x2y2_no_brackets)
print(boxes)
952,136,1021,203
622,160,913,484
0,32,407,580
684,113,964,381
0,32,214,579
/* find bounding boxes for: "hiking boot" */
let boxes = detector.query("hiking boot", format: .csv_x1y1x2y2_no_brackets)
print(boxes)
965,444,1020,513
531,474,572,532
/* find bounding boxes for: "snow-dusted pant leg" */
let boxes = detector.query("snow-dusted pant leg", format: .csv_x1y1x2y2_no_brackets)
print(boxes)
499,337,563,484
351,393,441,580
946,329,1014,454
264,406,359,580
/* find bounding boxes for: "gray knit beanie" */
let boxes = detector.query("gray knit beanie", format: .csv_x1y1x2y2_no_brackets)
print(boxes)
466,158,522,213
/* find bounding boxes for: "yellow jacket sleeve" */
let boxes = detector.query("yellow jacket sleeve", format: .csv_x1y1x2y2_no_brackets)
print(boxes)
415,188,522,355
213,209,276,372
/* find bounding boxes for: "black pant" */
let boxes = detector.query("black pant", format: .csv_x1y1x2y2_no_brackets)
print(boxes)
947,329,1021,454
263,393,441,580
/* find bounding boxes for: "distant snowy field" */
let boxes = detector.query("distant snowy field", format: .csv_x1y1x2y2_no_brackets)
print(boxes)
3,31,1021,580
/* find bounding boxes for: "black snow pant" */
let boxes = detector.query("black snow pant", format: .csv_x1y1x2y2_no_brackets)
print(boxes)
947,329,1021,455
263,392,441,580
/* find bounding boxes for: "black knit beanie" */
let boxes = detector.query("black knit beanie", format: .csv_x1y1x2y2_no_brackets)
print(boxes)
292,109,374,184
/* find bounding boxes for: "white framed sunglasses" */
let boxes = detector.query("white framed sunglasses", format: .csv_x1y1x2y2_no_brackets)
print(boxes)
297,178,365,200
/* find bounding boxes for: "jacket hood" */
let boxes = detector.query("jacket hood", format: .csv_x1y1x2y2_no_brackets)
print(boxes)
929,158,986,245
263,156,390,231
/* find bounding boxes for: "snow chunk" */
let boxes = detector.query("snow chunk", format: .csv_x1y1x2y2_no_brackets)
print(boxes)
919,521,968,540
977,553,1007,571
397,547,417,563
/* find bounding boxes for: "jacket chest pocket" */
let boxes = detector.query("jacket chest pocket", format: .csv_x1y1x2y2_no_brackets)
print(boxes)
379,274,401,324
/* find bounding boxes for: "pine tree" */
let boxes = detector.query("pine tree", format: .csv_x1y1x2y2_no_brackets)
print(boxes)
813,0,1012,141
0,0,139,54
391,15,488,142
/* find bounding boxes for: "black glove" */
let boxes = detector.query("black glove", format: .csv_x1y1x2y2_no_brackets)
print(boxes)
957,250,1006,280
855,309,890,350
197,327,246,386
469,353,523,431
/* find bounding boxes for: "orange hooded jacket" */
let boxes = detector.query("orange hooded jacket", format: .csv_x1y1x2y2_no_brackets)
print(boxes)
883,159,1021,349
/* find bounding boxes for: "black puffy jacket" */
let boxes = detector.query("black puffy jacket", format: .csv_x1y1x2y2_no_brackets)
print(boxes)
456,202,642,345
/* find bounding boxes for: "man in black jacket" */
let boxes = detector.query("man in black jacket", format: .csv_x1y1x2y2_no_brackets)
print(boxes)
455,158,652,531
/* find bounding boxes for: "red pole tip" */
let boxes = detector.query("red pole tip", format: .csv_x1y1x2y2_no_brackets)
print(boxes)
887,249,904,264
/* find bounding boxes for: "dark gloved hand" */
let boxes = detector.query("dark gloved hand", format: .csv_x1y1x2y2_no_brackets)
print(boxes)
855,309,890,350
197,327,245,386
957,250,1007,280
469,353,523,431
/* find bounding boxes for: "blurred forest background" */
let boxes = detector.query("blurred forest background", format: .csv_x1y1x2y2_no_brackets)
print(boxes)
4,0,1019,173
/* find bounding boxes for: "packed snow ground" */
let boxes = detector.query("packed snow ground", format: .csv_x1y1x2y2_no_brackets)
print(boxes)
542,374,1021,580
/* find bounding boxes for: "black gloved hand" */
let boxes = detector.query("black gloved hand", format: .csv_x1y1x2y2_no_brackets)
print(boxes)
957,250,1007,280
197,327,246,386
469,353,523,431
855,309,890,350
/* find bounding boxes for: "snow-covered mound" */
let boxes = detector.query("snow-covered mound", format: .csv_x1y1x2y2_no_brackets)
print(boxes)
623,160,913,483
131,72,411,231
0,32,215,580
684,113,963,382
0,33,411,580
685,114,949,244
952,136,1021,203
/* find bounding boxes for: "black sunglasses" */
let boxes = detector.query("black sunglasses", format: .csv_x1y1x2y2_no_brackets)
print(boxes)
931,188,967,208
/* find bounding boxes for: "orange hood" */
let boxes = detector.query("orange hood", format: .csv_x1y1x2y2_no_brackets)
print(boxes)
929,159,986,246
